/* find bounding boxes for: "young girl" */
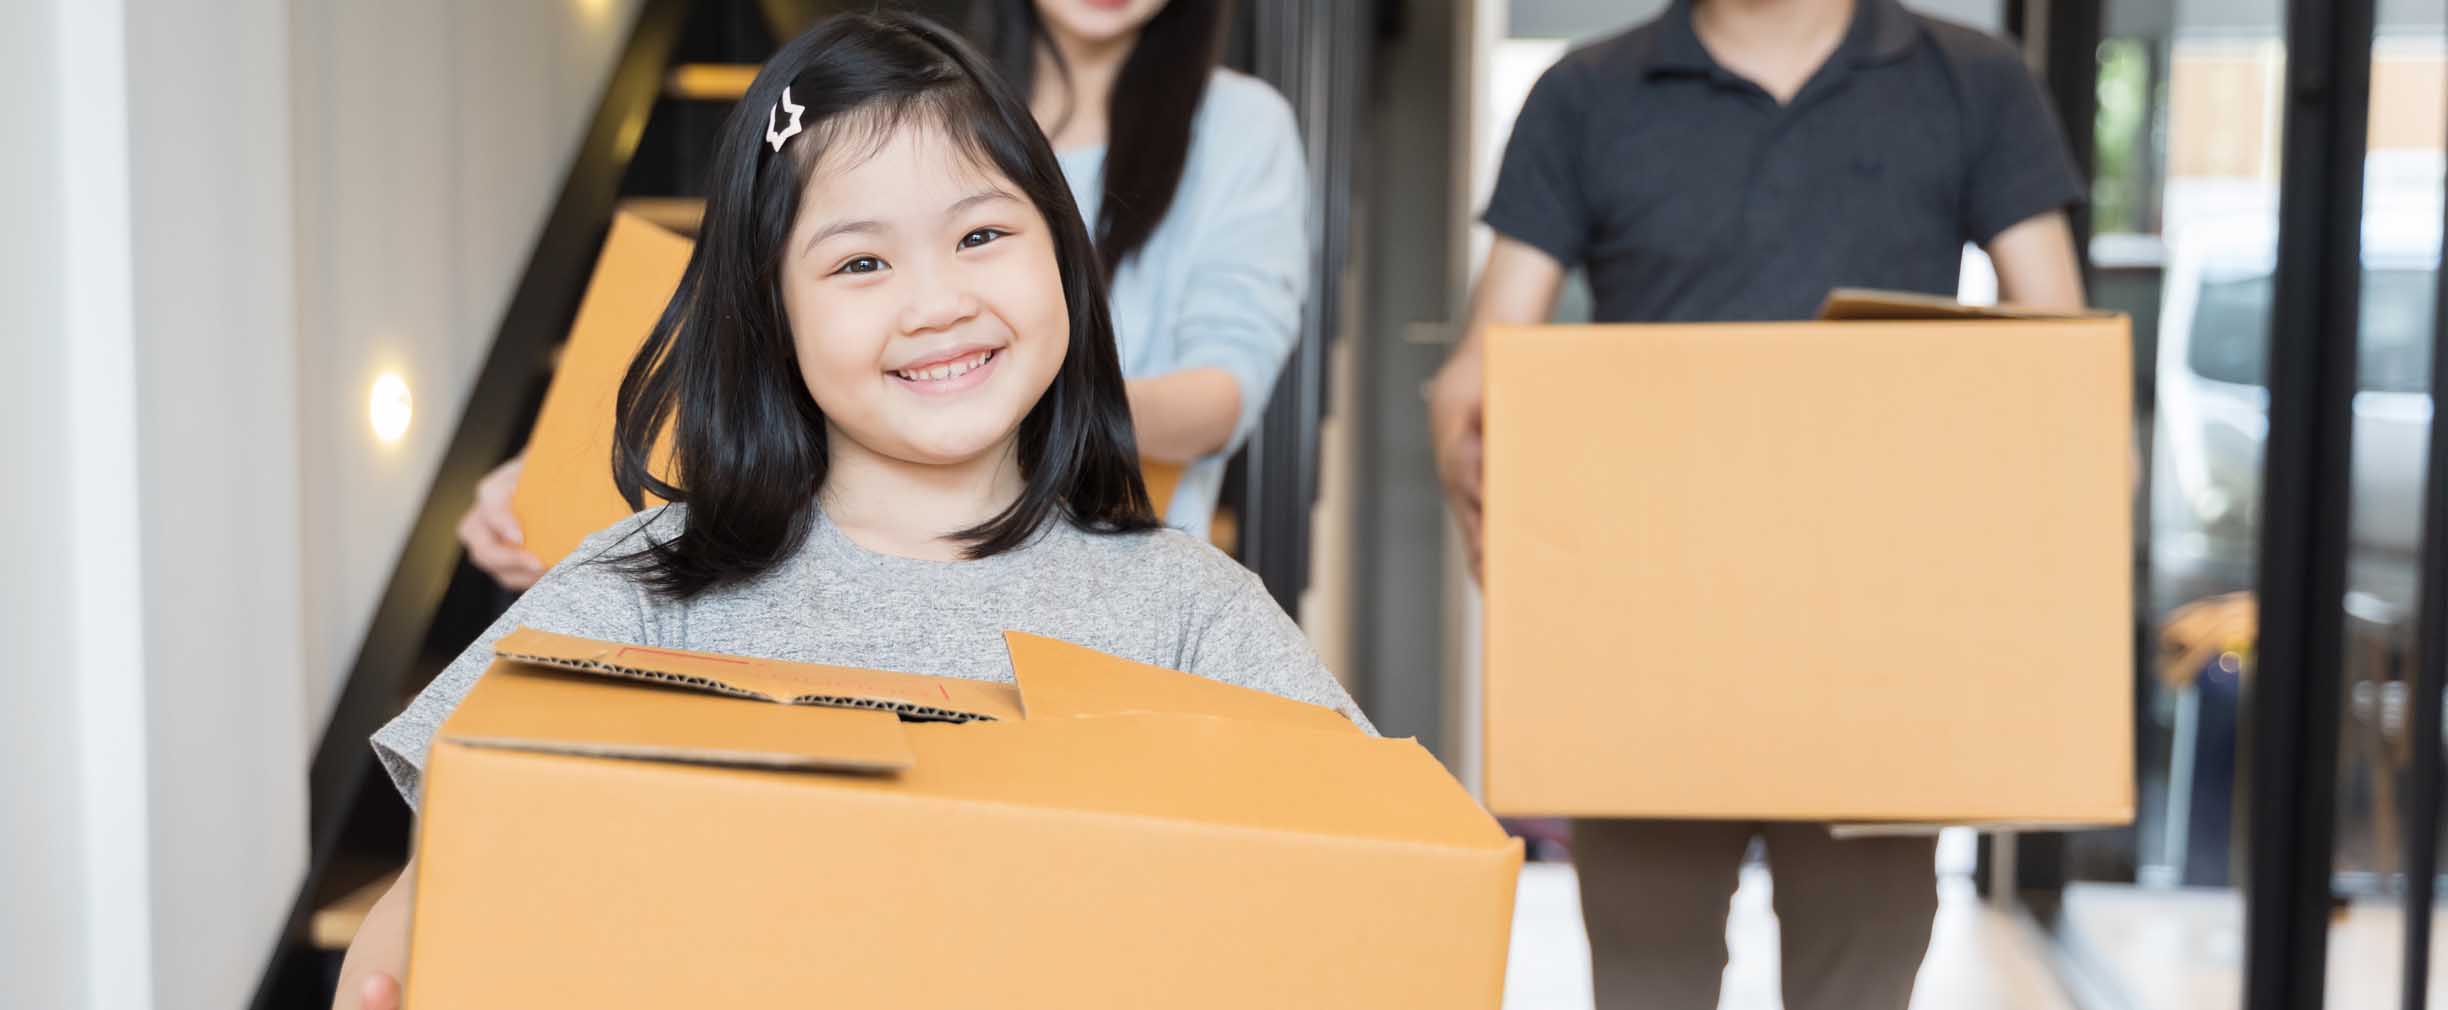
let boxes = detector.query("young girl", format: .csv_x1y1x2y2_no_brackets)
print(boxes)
334,12,1367,1008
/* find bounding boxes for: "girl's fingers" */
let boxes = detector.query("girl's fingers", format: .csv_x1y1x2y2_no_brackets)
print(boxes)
358,973,401,1010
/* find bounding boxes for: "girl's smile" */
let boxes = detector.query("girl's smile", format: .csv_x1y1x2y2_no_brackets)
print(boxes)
887,345,1002,394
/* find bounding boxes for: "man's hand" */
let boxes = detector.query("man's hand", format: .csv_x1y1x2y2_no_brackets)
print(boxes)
1428,353,1489,580
1435,236,1567,583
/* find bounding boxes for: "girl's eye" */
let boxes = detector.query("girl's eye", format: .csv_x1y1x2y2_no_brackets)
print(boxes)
959,228,1007,250
832,256,886,276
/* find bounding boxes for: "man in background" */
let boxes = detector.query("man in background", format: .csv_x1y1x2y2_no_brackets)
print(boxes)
1428,0,2087,1006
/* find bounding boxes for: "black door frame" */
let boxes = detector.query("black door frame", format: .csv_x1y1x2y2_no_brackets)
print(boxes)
2241,0,2377,1005
2404,118,2448,1010
2026,0,2433,1007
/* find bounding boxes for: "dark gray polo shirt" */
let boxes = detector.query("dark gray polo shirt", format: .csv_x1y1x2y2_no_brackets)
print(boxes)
1483,0,2085,323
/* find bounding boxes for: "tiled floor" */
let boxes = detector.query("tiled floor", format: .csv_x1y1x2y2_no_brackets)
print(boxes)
1506,865,2448,1010
2058,883,2447,1009
1503,863,2078,1010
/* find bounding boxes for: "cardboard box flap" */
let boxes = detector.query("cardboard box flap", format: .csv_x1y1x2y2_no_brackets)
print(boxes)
494,627,1024,723
1001,631,1359,734
891,715,1518,850
441,659,914,773
1818,287,2116,322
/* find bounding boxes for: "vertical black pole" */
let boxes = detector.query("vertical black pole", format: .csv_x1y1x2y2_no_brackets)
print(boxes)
2041,0,2101,285
1237,0,1368,617
2242,0,2376,1006
2399,123,2448,1010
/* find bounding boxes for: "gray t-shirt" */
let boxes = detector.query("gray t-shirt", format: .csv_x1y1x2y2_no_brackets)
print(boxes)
371,505,1374,809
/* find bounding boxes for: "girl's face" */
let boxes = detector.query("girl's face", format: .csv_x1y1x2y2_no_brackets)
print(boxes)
780,124,1069,468
1032,0,1170,49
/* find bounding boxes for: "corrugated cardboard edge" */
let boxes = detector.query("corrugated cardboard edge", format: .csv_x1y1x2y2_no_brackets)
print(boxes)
493,627,1010,723
1817,287,2123,321
444,735,910,774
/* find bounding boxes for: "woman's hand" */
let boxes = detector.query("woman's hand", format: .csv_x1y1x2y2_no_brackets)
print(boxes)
457,455,544,590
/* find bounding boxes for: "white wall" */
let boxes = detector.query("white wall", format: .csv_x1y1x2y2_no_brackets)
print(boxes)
121,0,312,1005
2,0,95,1005
4,1,648,1007
291,0,644,728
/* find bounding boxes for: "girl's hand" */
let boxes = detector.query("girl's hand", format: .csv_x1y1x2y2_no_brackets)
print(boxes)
333,859,416,1010
457,455,545,590
352,973,402,1010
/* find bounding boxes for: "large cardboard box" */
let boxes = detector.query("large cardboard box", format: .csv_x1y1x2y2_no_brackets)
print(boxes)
1481,291,2135,825
408,628,1521,1008
512,214,1188,566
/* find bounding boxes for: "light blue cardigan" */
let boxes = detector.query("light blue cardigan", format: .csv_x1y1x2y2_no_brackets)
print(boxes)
1057,70,1310,539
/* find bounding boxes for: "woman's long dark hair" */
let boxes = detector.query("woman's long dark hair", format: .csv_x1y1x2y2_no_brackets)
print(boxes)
971,0,1228,279
608,10,1159,600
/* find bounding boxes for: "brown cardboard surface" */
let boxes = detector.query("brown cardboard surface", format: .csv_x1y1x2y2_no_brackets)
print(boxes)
510,212,690,565
1482,301,2134,824
1143,459,1183,517
408,631,1521,1008
1005,630,1359,733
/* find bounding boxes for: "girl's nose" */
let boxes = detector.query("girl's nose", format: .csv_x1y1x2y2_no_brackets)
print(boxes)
897,283,981,336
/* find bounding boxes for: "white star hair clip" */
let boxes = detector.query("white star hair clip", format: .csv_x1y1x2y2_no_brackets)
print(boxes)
766,86,804,153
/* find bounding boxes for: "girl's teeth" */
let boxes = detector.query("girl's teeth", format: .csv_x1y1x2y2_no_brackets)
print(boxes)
900,350,991,382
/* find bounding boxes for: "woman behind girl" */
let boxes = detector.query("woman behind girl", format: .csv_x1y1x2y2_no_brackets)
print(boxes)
335,13,1365,1008
976,0,1309,539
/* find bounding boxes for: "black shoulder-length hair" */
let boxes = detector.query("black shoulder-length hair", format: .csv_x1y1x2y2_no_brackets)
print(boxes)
970,0,1229,279
609,10,1159,600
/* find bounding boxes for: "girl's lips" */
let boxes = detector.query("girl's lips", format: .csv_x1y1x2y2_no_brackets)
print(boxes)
891,348,1000,396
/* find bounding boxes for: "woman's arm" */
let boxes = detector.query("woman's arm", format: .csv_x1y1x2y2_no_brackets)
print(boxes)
1135,80,1311,466
1126,369,1241,463
331,858,416,1010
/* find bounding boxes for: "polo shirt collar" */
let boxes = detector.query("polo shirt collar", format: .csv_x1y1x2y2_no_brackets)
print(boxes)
1644,0,1921,80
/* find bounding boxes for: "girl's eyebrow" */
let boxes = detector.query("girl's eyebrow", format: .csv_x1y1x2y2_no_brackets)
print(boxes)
797,189,1016,258
800,218,883,257
945,187,1019,216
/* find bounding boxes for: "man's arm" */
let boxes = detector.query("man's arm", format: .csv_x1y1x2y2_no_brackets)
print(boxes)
1427,236,1569,580
1985,210,2085,311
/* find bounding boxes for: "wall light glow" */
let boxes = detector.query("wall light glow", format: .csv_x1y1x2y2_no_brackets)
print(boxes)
369,373,413,444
